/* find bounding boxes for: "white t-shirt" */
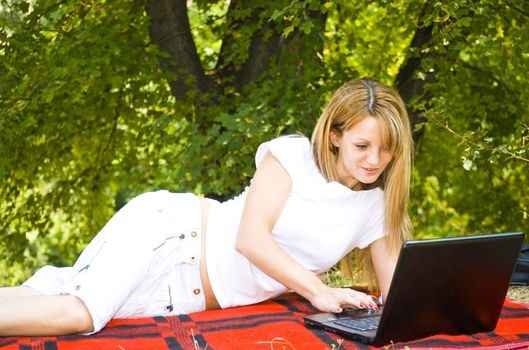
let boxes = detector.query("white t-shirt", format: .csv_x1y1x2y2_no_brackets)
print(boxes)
205,136,385,308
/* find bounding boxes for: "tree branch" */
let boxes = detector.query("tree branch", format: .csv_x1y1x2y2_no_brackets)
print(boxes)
215,0,247,81
215,1,284,90
277,6,327,74
238,19,282,88
431,114,529,163
146,0,215,100
395,2,434,144
216,1,327,91
503,0,529,18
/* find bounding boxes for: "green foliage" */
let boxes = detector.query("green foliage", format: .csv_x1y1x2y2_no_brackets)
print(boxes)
324,0,423,83
0,0,175,280
1,0,528,284
408,0,529,238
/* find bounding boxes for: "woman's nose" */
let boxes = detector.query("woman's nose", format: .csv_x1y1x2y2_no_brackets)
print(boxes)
366,149,380,165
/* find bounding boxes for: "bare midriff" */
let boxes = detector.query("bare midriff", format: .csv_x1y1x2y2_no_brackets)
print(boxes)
198,198,221,310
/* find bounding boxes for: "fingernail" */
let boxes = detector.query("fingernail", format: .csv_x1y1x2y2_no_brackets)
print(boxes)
358,303,366,309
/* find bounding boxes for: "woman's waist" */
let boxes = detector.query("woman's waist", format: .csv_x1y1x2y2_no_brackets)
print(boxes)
198,197,221,310
203,248,289,308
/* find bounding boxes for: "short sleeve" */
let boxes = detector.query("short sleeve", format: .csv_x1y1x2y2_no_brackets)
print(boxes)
356,190,386,248
255,136,310,190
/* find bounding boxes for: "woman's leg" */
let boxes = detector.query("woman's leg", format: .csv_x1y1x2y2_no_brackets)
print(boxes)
0,293,93,336
1,191,197,335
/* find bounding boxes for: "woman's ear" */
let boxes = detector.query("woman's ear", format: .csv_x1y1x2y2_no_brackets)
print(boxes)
329,130,341,148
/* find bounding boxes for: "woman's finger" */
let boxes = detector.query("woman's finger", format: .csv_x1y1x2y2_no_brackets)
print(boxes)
341,289,379,310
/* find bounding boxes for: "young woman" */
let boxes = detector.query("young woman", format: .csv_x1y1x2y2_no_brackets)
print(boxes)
0,78,413,336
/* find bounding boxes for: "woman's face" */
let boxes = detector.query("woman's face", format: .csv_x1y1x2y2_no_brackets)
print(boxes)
330,116,393,189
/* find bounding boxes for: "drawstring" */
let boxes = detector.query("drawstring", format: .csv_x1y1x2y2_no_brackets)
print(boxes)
153,234,185,252
77,241,107,273
165,284,173,312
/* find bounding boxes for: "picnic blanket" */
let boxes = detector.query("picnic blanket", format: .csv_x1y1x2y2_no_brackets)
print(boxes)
1,292,529,350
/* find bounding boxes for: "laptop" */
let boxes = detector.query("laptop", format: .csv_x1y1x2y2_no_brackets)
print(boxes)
303,231,525,347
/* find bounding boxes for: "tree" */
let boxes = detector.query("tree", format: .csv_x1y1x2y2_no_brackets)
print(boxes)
0,0,173,282
1,0,527,284
404,0,529,237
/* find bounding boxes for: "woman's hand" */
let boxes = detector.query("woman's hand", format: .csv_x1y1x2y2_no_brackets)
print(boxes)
310,285,379,313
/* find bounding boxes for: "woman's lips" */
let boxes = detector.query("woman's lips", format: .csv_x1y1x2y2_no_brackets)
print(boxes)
362,167,379,175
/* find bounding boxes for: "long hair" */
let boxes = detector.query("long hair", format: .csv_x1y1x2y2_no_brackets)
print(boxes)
311,78,414,289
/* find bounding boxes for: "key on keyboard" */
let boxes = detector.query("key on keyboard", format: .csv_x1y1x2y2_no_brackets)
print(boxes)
333,316,380,331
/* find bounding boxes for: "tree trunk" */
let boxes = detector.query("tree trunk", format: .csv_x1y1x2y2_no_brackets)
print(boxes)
395,3,434,144
148,0,327,101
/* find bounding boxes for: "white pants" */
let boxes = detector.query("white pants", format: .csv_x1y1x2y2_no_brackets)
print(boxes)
23,191,206,334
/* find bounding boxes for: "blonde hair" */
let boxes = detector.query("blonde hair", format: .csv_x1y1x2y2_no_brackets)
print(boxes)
311,78,413,290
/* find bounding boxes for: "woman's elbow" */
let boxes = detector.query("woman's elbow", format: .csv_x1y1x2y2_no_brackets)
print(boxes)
235,229,259,256
235,233,249,255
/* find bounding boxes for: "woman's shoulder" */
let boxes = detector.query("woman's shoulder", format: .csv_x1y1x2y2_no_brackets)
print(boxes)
267,134,310,149
256,135,310,161
255,135,313,183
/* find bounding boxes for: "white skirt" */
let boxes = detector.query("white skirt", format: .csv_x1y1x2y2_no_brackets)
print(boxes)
23,191,206,334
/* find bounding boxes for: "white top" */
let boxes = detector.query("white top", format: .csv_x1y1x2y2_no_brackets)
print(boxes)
205,136,386,308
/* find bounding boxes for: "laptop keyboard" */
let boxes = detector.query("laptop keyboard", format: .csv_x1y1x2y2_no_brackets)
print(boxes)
334,316,381,331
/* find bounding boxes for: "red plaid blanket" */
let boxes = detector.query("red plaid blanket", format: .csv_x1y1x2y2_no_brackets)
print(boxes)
1,293,529,349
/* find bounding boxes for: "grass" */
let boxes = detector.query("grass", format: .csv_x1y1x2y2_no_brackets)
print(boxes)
322,268,529,305
508,285,529,304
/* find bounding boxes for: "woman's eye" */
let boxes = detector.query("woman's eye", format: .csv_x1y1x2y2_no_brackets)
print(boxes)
355,144,368,150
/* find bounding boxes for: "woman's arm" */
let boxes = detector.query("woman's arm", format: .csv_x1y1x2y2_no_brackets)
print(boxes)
235,152,377,312
370,236,399,301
